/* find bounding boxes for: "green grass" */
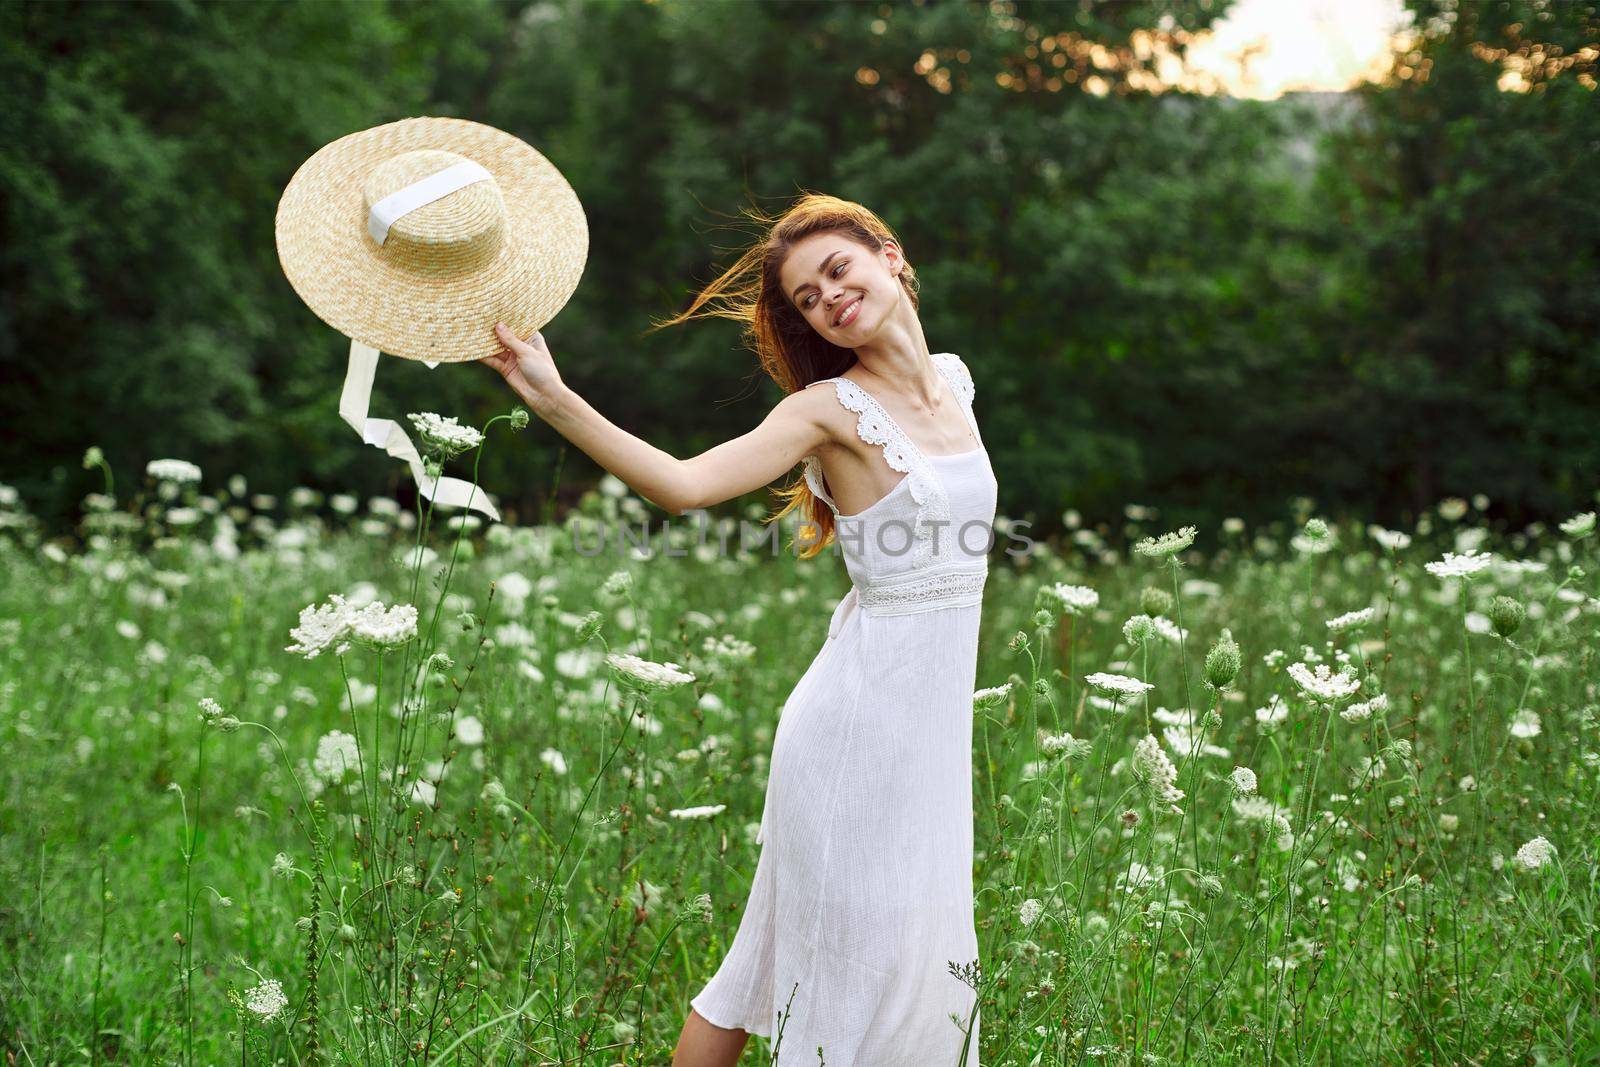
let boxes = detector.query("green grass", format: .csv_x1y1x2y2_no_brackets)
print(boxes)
1,470,1596,1066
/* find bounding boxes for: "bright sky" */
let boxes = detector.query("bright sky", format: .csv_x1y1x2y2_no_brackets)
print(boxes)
1178,0,1413,99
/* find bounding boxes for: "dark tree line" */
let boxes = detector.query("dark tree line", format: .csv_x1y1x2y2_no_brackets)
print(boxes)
2,0,1595,537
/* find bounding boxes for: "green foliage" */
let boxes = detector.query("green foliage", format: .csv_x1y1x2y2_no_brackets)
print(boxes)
1,0,1594,537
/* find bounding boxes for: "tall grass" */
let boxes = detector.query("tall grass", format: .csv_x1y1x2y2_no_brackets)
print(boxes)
0,453,1595,1065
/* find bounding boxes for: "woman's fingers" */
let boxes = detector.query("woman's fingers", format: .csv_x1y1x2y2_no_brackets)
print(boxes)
479,349,514,377
493,322,527,354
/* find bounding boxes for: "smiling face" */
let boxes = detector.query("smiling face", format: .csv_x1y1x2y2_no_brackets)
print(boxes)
778,230,904,343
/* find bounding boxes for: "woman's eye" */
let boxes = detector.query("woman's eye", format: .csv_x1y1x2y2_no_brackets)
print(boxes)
803,263,848,309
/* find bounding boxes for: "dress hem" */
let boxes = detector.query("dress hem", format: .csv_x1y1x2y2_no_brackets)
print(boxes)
689,990,773,1038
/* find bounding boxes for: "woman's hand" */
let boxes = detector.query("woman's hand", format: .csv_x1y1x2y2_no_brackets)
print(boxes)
482,322,568,419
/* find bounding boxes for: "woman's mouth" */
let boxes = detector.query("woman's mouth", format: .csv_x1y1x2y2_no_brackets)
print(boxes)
834,295,863,327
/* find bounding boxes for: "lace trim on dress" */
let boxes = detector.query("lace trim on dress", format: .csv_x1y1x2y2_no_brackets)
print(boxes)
800,353,978,570
857,559,988,616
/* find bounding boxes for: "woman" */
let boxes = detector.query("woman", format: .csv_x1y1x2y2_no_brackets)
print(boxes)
482,194,996,1066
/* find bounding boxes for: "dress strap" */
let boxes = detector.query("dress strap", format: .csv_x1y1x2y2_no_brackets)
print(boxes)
801,453,838,513
799,374,950,567
930,352,982,447
800,378,844,514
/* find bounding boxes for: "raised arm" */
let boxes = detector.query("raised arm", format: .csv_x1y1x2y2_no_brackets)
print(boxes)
482,323,832,516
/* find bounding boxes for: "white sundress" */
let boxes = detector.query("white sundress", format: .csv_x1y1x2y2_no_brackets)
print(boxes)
691,351,997,1066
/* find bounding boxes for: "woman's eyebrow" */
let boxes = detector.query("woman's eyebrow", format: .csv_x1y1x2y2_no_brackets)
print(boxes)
791,250,843,303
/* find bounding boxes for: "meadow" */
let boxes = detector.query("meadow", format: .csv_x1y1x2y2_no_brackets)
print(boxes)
1,426,1596,1066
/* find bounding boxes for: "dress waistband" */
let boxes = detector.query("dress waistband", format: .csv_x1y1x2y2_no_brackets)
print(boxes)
856,558,988,617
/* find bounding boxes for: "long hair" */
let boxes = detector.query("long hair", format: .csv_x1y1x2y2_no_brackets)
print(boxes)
649,192,921,558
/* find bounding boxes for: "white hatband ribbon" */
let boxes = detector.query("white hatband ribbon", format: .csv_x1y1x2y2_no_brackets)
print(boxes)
366,160,494,246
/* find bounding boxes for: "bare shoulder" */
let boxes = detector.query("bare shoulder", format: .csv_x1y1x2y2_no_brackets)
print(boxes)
781,377,853,454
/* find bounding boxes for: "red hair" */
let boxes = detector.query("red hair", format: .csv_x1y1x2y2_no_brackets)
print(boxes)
649,192,921,558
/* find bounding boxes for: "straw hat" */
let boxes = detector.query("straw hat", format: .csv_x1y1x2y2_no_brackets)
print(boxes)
275,115,587,363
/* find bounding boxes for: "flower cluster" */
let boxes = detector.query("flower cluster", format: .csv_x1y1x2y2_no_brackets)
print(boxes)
1559,511,1595,540
668,803,725,820
1512,834,1556,872
1424,549,1494,580
146,458,202,485
244,977,288,1023
1040,731,1094,761
1047,583,1099,616
1122,614,1158,645
1131,733,1185,815
1287,661,1362,704
973,682,1014,711
347,601,419,649
1132,525,1197,559
1086,671,1155,698
313,730,361,784
606,652,695,693
1339,692,1388,724
285,593,418,659
1291,517,1336,555
1325,607,1376,633
407,412,484,458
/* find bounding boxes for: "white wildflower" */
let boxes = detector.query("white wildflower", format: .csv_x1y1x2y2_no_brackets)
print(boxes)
668,804,726,820
973,682,1013,710
1558,511,1595,540
1122,614,1158,645
146,458,202,485
1291,518,1337,555
1255,694,1288,730
1150,615,1186,643
407,412,484,457
1132,525,1197,558
1424,549,1494,580
1512,835,1555,872
1229,766,1257,796
1287,662,1362,703
285,594,354,659
1085,672,1155,697
313,731,360,784
1018,898,1044,926
1325,607,1375,633
1369,524,1408,550
540,748,568,775
606,652,695,693
454,715,484,746
346,601,418,649
1340,692,1388,724
244,978,288,1023
1131,734,1185,814
1049,583,1099,615
1040,731,1094,761
1508,708,1541,739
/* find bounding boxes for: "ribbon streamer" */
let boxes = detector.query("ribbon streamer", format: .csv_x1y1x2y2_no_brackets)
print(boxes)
339,337,501,522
